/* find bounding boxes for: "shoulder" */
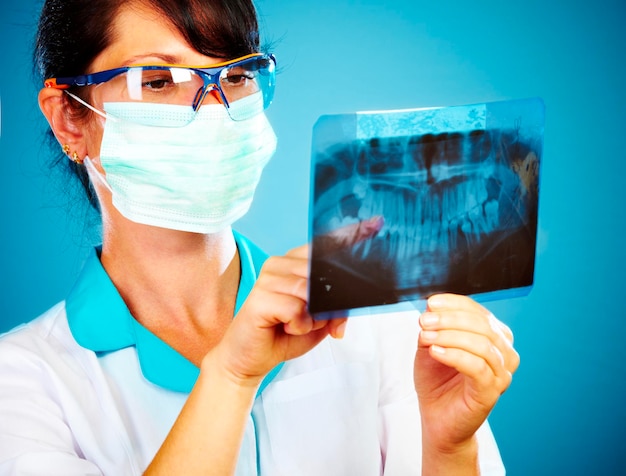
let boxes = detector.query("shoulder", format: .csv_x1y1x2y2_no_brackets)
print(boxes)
1,302,80,354
1,303,67,355
0,302,98,388
0,304,139,473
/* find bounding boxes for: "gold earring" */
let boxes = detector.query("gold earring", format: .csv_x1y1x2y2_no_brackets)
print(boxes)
62,144,71,155
71,152,83,164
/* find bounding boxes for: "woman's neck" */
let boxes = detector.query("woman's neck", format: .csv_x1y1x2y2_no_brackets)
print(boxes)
100,222,241,365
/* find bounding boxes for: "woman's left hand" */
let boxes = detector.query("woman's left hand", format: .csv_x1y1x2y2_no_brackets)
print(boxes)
415,293,520,453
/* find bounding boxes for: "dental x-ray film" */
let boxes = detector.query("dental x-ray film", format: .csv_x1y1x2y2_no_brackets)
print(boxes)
308,97,544,318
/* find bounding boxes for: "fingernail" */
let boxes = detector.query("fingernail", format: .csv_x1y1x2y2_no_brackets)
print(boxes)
360,216,384,236
431,345,446,355
334,321,347,339
370,216,385,231
427,294,446,308
421,330,438,341
420,313,439,328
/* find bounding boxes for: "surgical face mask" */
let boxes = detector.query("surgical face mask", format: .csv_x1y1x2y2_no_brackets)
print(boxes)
85,95,277,233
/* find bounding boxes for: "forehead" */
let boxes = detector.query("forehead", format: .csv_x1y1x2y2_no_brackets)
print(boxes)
90,2,220,71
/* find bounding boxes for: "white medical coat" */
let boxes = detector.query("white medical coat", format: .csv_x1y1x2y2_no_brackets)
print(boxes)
0,232,505,475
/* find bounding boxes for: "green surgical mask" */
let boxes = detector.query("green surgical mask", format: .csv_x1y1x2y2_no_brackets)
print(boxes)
86,95,277,233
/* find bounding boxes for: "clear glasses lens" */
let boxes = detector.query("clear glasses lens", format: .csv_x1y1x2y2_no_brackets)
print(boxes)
92,55,275,126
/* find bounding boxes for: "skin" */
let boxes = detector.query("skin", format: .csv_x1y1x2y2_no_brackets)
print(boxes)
38,2,519,474
314,215,385,257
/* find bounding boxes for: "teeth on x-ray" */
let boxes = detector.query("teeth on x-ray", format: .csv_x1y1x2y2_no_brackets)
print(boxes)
309,100,543,316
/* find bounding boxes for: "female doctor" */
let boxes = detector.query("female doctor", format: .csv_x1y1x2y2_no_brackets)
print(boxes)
0,0,519,474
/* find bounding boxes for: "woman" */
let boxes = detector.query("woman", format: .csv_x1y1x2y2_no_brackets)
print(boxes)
0,0,519,474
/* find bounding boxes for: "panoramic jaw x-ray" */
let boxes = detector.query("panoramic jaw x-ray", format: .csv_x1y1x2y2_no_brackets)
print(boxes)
308,97,545,318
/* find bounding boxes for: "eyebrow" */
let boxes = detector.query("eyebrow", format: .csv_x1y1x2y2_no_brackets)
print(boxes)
123,53,182,66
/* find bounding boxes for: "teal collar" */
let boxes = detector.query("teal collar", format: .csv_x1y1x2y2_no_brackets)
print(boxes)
66,231,282,394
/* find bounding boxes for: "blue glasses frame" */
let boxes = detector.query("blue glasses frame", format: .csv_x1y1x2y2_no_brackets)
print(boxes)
44,52,276,112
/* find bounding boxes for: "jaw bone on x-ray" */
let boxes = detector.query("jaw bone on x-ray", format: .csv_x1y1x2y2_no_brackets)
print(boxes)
308,97,545,318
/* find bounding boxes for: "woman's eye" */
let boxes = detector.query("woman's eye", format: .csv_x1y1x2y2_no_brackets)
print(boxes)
142,78,171,90
223,71,254,86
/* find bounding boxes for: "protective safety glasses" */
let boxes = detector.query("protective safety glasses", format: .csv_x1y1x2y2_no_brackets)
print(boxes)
44,53,276,126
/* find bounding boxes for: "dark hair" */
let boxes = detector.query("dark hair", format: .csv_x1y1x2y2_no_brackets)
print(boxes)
34,0,261,213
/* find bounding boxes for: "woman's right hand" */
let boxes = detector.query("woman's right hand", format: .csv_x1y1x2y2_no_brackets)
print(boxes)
149,226,378,474
206,244,347,389
149,246,338,475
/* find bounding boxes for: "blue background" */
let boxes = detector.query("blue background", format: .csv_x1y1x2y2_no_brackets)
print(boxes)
1,0,625,474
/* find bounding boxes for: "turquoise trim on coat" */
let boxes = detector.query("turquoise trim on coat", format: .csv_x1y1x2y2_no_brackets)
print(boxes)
66,231,283,394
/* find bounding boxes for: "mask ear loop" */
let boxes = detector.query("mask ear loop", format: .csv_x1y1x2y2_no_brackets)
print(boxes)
63,90,119,122
83,156,114,195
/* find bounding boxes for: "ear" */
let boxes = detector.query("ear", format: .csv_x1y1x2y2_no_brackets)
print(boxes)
38,87,89,160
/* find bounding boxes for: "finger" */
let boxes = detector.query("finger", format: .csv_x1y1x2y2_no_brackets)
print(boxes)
420,307,518,374
307,316,348,339
493,316,514,345
258,254,310,302
285,243,309,259
345,216,384,244
328,317,348,339
313,216,384,256
284,324,335,360
267,300,318,337
250,287,337,339
248,288,310,331
311,318,329,332
258,270,308,302
420,307,493,336
427,345,509,401
420,329,510,387
486,314,519,372
262,254,309,279
283,311,317,336
426,293,491,316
